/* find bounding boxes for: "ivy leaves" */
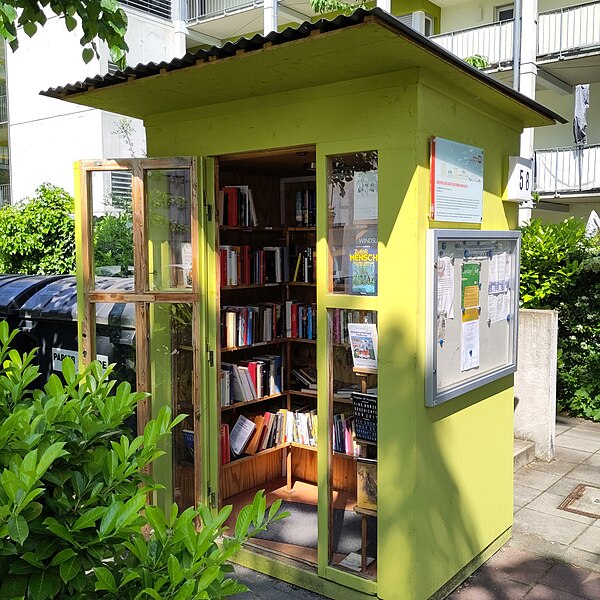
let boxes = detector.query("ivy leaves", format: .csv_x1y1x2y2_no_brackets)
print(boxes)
1,0,129,68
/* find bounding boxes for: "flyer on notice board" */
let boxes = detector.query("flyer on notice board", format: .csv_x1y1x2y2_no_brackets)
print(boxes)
347,323,378,371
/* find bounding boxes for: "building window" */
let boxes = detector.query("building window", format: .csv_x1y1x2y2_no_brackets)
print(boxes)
495,4,514,22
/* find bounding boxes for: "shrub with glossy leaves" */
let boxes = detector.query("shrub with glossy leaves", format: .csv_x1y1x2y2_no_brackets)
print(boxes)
0,321,286,599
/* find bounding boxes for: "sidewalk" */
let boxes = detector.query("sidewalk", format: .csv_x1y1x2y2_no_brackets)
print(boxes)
234,415,600,599
448,414,600,599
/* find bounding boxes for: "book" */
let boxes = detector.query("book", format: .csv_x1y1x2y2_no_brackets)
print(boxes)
182,429,194,459
230,414,256,456
220,424,230,465
245,415,265,455
347,323,378,371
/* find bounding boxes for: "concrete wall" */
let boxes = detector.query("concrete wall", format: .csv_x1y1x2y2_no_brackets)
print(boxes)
514,309,558,461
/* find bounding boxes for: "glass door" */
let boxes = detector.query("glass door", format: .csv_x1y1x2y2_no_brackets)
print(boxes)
75,157,209,512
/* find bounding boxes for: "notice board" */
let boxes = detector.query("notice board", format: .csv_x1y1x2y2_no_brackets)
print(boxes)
426,230,521,407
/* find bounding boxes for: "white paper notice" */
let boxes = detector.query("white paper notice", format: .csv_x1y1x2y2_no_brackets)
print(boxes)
437,256,455,319
461,320,480,371
353,171,378,222
488,252,511,323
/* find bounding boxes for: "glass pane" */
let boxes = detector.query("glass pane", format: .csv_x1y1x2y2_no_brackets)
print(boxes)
328,151,378,296
329,308,378,580
91,171,134,289
149,303,196,510
147,169,193,291
94,302,137,433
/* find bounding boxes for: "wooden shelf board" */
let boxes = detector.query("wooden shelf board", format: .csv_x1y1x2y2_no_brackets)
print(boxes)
288,338,316,344
287,227,316,232
290,390,317,398
288,281,316,286
178,345,193,351
221,392,288,411
223,444,286,468
221,283,282,290
220,226,284,231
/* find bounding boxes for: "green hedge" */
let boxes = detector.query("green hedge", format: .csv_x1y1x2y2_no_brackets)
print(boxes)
520,218,600,420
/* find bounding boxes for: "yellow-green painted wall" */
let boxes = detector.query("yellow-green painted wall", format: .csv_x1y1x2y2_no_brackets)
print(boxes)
143,66,522,599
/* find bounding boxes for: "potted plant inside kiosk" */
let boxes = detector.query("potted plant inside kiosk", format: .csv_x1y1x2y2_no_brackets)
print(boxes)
0,322,288,600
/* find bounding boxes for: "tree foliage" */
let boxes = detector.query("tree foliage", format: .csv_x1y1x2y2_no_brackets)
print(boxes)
1,0,128,67
520,218,600,421
0,183,76,275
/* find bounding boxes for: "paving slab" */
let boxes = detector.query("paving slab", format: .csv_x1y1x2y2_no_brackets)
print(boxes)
508,530,568,562
527,491,596,525
480,547,553,585
525,460,577,477
514,484,541,508
555,434,600,453
522,583,588,600
566,464,600,486
572,526,600,556
584,452,600,468
447,570,532,599
514,468,562,491
555,446,593,464
514,508,589,545
568,427,600,443
538,561,600,599
546,476,590,498
564,547,600,574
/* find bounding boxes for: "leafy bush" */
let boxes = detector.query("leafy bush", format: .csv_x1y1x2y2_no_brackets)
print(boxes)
0,322,286,599
465,54,489,69
0,184,76,274
520,218,600,420
520,218,589,309
93,213,134,277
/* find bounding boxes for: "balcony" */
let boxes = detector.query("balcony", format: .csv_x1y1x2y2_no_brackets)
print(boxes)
430,20,514,70
119,0,171,20
538,1,600,59
431,1,600,81
185,0,314,42
535,145,600,196
0,184,9,206
187,0,260,22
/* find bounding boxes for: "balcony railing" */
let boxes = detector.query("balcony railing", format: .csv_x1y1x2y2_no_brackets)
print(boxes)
0,184,10,206
187,0,261,22
535,144,600,195
430,19,514,68
119,0,171,20
0,96,6,124
538,1,600,58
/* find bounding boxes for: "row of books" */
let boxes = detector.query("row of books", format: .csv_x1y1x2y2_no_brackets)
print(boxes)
292,365,317,392
219,245,315,287
333,414,360,456
183,411,360,465
225,408,319,461
220,245,289,286
218,186,258,227
295,189,316,228
220,355,283,406
331,309,377,345
291,246,316,283
220,300,316,348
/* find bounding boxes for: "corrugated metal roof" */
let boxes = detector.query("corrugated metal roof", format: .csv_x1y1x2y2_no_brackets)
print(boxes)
40,7,565,124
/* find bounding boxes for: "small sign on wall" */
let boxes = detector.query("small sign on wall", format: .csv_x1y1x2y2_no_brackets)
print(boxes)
505,156,533,202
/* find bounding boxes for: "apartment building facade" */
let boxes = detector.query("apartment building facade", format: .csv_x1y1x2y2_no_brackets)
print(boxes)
430,0,600,223
6,0,597,221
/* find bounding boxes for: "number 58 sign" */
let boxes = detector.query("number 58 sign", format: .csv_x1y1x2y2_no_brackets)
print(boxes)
505,156,534,202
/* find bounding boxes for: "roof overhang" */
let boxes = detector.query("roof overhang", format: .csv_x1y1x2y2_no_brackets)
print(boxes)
41,8,565,128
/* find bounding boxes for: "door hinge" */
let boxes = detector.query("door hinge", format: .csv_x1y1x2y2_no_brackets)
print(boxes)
208,486,216,509
204,190,213,222
207,349,214,368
